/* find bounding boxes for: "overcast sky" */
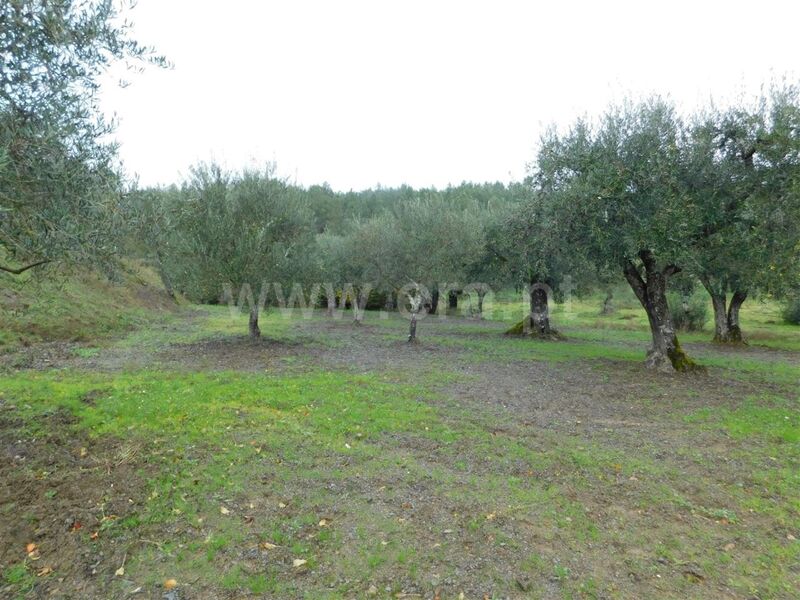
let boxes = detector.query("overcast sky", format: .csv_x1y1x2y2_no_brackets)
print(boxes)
99,0,799,191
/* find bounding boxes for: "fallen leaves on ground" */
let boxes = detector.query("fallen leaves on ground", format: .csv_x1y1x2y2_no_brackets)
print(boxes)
164,578,177,590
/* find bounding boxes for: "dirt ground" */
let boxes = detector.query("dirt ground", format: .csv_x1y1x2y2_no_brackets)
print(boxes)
1,310,798,599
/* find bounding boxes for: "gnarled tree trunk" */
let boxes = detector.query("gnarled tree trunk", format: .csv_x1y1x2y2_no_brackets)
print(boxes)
726,290,747,343
702,279,748,344
622,251,701,372
505,282,559,338
526,284,552,336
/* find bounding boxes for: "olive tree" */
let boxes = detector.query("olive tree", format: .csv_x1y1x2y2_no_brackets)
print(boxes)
535,99,702,371
171,164,315,338
0,0,165,275
686,86,800,343
462,203,515,318
343,198,484,341
122,186,184,300
500,189,594,339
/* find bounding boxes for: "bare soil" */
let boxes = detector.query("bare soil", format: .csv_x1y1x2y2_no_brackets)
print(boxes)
1,310,797,598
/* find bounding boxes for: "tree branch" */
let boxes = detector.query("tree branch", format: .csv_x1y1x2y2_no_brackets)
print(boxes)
621,258,647,305
0,259,50,275
637,249,658,272
662,264,681,277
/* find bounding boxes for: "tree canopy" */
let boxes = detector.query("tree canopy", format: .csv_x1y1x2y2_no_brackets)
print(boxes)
0,0,165,274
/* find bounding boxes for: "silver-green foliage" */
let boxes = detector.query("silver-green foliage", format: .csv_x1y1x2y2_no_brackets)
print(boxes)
0,0,165,274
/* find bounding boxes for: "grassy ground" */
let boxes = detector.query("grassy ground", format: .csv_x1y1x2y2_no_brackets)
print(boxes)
0,262,178,351
0,292,798,599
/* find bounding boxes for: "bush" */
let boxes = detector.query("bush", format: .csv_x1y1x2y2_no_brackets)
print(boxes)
668,291,708,332
783,296,800,325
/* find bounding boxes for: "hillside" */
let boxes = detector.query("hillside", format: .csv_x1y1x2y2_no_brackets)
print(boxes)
0,262,178,352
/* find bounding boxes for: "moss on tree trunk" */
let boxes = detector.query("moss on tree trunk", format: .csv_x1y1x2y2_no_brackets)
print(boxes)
623,252,703,373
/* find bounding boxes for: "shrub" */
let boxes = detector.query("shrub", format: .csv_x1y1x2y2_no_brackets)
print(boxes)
783,295,800,325
668,291,708,332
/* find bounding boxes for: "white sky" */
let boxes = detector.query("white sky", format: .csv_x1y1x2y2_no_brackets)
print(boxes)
99,0,799,191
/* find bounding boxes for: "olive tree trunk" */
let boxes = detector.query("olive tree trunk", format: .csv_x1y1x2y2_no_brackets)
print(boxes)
324,283,337,317
504,282,558,338
248,304,261,339
702,280,748,344
726,290,747,342
600,288,614,315
406,288,424,342
622,251,700,372
525,284,552,336
476,289,485,318
408,311,418,342
352,284,372,324
428,289,439,315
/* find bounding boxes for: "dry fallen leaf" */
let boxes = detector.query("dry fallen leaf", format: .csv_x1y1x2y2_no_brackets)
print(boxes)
260,542,278,550
788,534,797,541
318,519,329,527
36,566,53,577
278,502,287,508
220,506,230,515
164,578,177,590
115,566,125,576
26,543,41,560
485,513,496,521
292,559,307,568
70,521,82,532
723,543,736,551
90,531,99,540
79,447,88,458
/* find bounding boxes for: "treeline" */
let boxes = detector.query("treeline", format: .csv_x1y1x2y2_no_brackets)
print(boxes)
124,168,520,337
